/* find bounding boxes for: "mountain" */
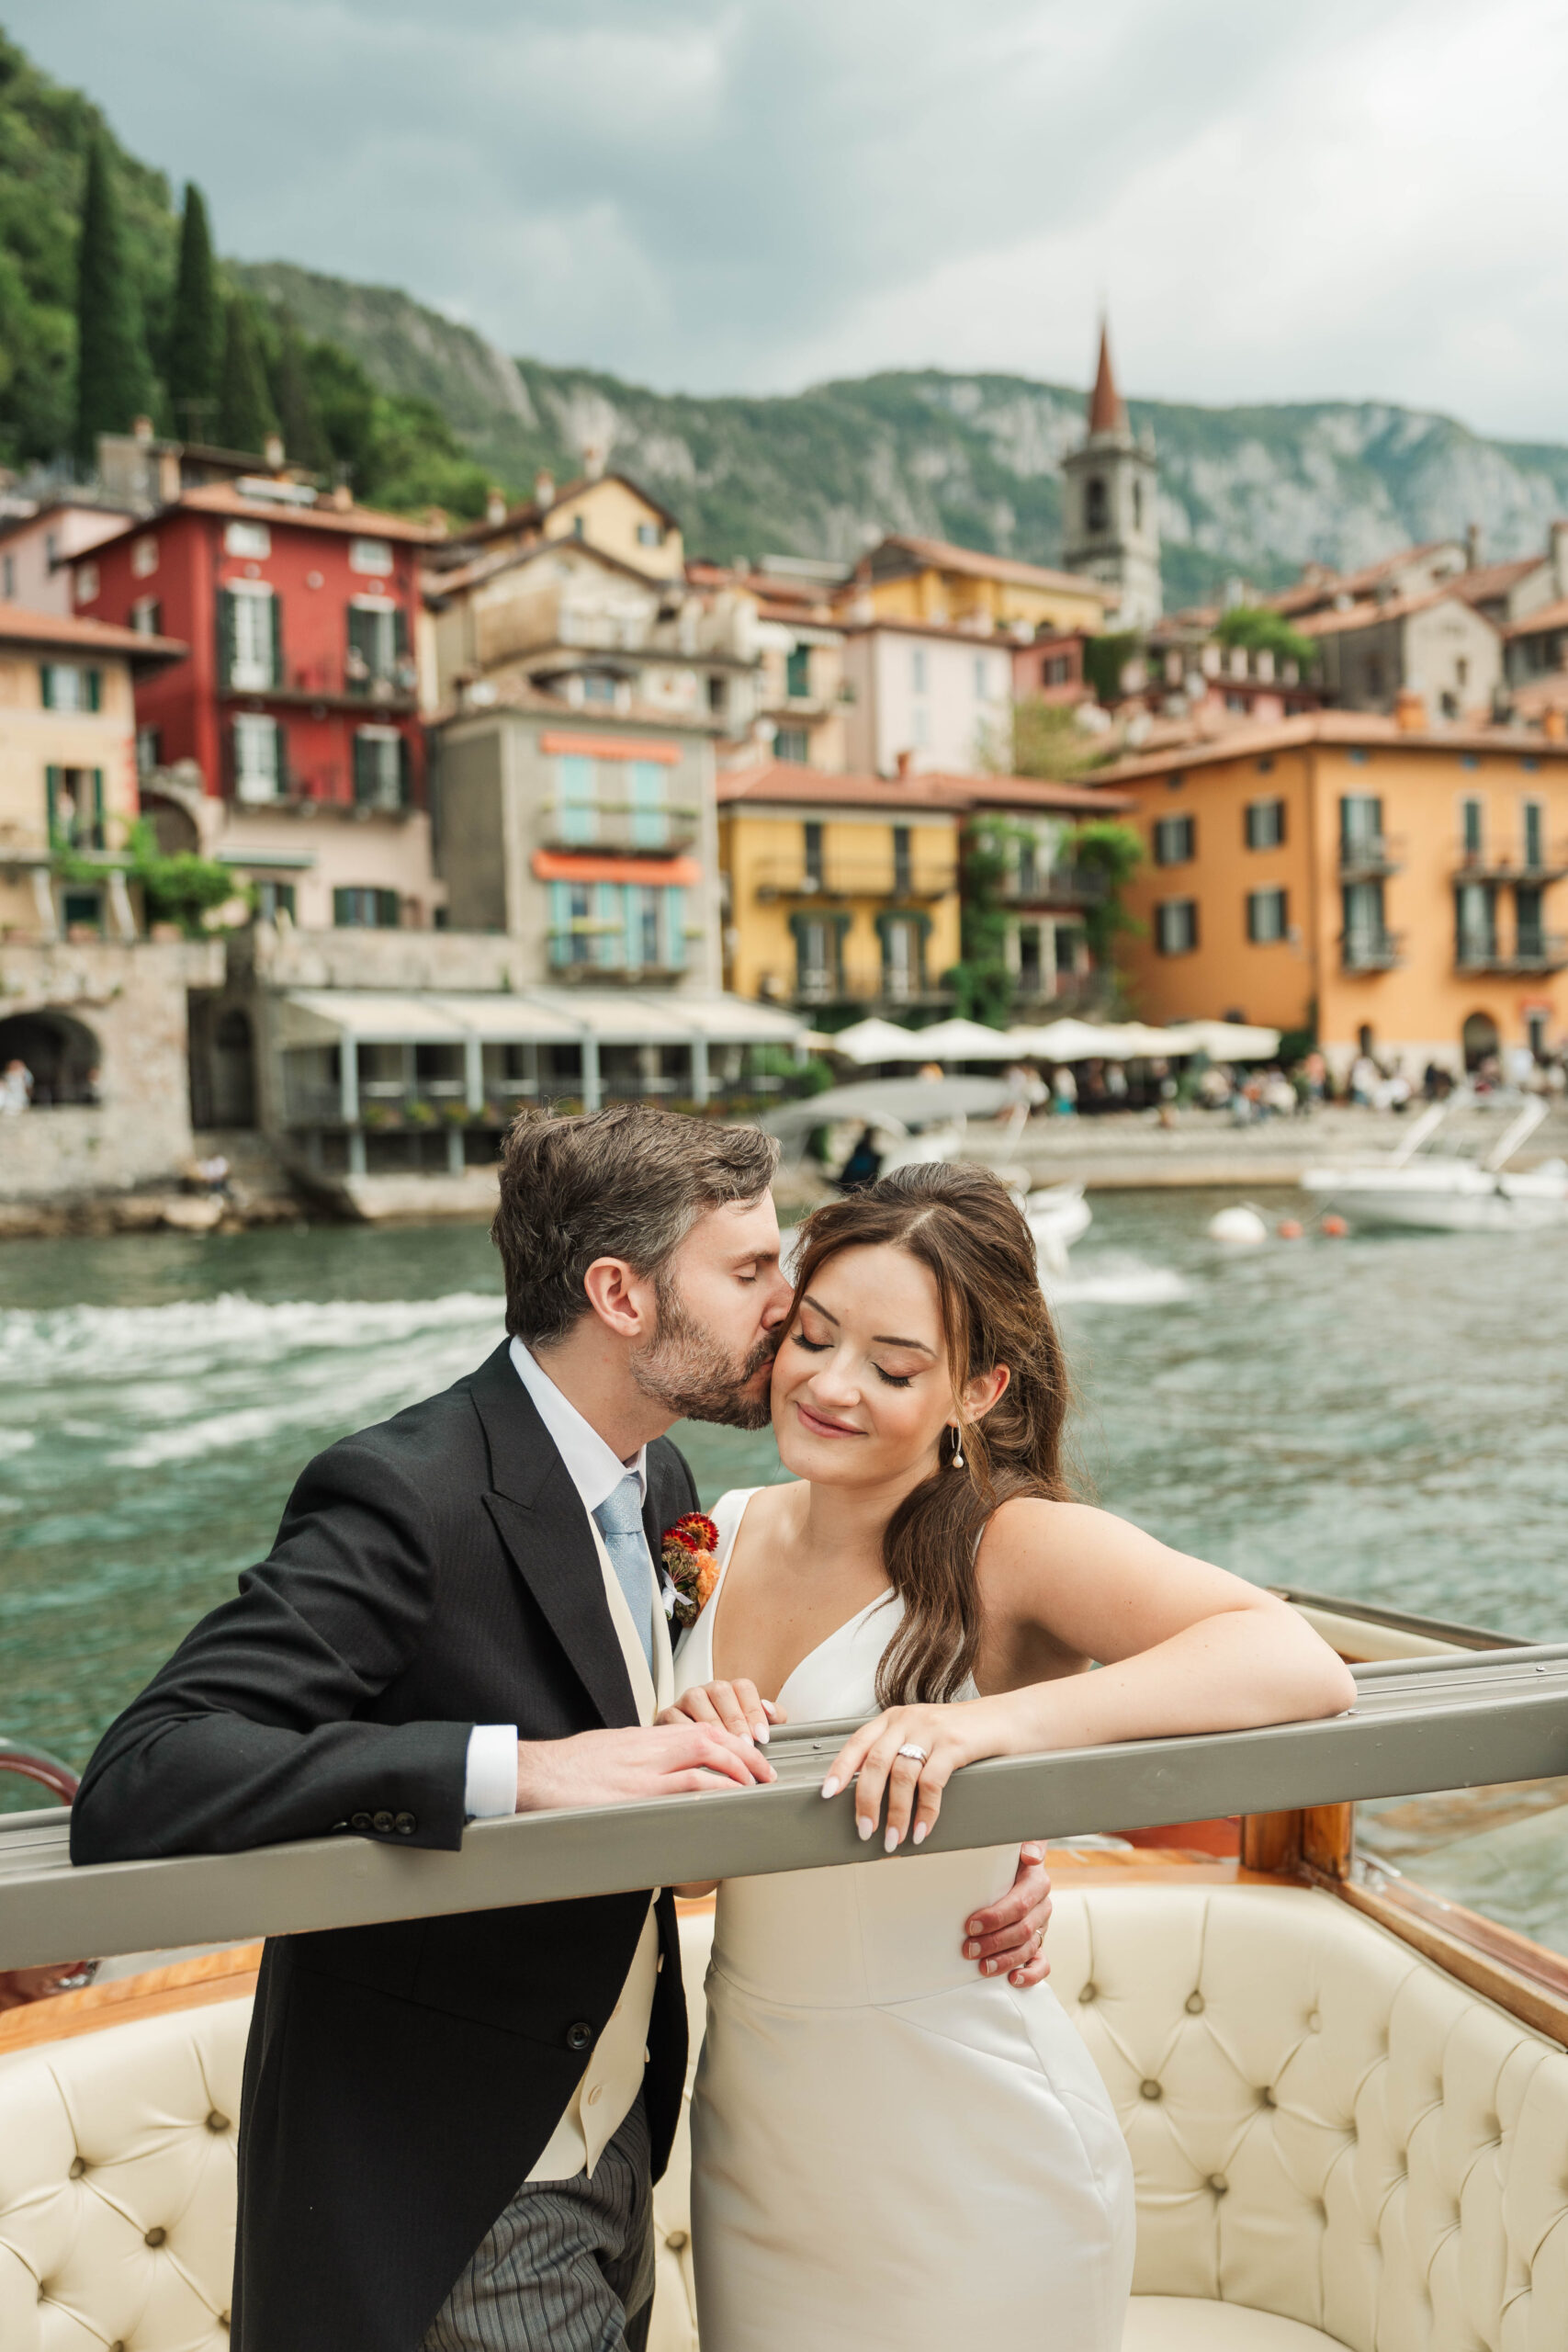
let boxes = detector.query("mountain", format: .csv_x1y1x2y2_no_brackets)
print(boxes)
233,261,1568,606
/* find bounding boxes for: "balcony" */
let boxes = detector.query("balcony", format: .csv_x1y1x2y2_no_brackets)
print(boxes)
538,802,702,855
1456,932,1568,976
1339,929,1406,972
1337,833,1404,881
792,961,953,1011
752,859,958,903
220,657,418,714
998,864,1109,907
1452,839,1568,883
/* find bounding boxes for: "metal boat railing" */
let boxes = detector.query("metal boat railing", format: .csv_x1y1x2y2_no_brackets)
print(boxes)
2,1645,1566,1973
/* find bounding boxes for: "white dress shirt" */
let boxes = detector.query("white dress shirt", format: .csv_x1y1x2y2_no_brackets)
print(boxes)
466,1335,672,2181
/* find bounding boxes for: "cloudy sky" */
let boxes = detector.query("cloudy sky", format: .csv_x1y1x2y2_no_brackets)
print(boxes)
11,0,1568,437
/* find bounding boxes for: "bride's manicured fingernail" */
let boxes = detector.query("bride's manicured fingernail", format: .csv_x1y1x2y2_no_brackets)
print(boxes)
856,1816,874,1841
755,1723,770,1743
820,1777,840,1799
913,1822,928,1846
885,1826,900,1853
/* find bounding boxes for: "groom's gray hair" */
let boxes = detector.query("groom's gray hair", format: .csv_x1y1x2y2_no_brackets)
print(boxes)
493,1102,780,1347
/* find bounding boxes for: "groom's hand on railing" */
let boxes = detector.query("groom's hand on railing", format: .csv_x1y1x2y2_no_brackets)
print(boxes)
513,1724,776,1813
657,1678,784,1748
962,1841,1053,1988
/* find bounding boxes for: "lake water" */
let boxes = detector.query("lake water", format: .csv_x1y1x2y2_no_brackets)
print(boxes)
3,1194,1565,1939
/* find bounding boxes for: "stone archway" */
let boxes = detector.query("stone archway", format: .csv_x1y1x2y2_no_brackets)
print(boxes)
0,1009,103,1106
139,791,201,856
1461,1012,1500,1072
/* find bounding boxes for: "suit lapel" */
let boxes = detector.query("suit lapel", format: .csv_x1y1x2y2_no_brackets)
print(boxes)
469,1342,638,1731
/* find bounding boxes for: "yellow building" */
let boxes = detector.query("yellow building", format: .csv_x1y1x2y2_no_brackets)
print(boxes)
0,604,186,943
1102,708,1568,1075
434,469,684,585
717,762,963,1012
840,532,1114,638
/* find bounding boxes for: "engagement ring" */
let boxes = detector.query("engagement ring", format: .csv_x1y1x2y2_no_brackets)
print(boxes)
897,1742,930,1764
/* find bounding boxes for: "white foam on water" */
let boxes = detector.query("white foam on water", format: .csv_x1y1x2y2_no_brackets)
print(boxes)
0,1290,506,1385
1045,1253,1192,1307
0,1429,35,1457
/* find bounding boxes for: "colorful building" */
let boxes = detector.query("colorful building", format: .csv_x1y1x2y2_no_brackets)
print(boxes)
943,772,1134,1014
434,469,685,586
70,480,443,930
840,532,1112,639
0,604,186,947
1101,710,1568,1074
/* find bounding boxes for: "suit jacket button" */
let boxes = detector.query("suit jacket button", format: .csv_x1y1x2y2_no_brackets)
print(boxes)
394,1812,416,1835
350,1813,372,1832
372,1810,395,1834
566,2021,595,2052
330,1822,348,1834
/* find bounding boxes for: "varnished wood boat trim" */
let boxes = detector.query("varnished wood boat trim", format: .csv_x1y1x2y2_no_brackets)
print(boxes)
1334,1877,1568,2048
0,1942,262,2057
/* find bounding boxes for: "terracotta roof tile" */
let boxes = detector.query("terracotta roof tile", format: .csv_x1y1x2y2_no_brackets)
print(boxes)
857,533,1113,603
0,601,186,660
1504,594,1568,637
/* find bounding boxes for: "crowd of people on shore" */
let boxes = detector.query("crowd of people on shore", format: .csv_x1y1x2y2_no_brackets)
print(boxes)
1000,1042,1568,1126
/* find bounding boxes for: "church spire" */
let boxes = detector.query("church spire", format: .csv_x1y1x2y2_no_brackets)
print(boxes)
1087,318,1125,435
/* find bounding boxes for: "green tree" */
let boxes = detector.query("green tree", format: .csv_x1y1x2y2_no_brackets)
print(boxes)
269,312,331,473
1006,695,1113,783
216,293,276,454
1082,631,1144,705
73,136,153,462
1213,605,1316,672
1068,818,1145,972
164,182,220,440
944,819,1031,1028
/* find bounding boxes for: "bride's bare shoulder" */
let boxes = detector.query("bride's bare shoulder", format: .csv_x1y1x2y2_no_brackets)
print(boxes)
978,1496,1162,1583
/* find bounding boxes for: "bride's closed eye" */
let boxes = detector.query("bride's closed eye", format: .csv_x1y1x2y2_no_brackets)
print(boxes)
790,1329,917,1388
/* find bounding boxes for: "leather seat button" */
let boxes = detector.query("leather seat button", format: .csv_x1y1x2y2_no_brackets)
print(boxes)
1077,1982,1098,2005
1260,2086,1277,2108
206,2110,231,2133
144,2225,166,2247
330,1821,348,1834
372,1809,395,1834
1140,2078,1162,2101
566,2020,595,2052
1209,2174,1228,2197
1185,1991,1204,2015
394,1812,416,1835
69,2154,86,2179
1308,2010,1323,2032
666,2228,689,2251
350,1812,372,1832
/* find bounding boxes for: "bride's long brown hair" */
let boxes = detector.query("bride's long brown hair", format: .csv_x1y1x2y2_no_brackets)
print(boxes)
787,1162,1075,1705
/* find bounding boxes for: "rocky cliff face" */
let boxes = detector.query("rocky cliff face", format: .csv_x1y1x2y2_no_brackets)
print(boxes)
238,262,1568,608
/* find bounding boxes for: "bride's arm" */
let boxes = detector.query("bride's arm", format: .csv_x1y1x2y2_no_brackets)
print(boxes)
825,1499,1354,1852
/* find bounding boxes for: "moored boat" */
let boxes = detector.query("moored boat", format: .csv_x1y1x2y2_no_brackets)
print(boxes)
1301,1097,1568,1233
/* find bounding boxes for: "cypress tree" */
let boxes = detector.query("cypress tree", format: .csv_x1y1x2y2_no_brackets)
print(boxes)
73,136,153,465
165,183,221,442
270,314,332,473
216,294,277,456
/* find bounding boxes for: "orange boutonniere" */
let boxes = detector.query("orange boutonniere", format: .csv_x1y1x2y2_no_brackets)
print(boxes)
660,1511,721,1630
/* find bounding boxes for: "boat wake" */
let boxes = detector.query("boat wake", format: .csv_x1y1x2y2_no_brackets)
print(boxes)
0,1290,507,1381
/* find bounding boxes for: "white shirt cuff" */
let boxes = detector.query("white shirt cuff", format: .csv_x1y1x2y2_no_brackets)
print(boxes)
464,1724,520,1820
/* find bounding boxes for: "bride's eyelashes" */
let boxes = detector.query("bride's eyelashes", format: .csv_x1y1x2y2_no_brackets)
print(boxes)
789,1329,918,1389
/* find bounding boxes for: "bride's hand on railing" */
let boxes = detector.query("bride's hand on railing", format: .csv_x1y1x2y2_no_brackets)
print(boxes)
657,1679,785,1749
821,1701,997,1854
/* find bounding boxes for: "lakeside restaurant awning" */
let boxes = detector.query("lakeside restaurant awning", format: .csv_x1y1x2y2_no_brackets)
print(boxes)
276,991,479,1050
277,988,807,1057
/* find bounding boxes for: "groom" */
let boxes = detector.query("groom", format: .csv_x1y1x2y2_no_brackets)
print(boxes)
72,1103,1056,2352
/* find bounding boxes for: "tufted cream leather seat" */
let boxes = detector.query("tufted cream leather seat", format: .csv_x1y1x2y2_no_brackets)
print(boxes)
4,1887,1567,2349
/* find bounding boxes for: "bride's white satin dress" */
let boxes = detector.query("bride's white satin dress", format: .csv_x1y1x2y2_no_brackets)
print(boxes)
675,1487,1136,2352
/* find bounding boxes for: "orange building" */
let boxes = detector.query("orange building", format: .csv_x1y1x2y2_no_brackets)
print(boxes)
1101,710,1568,1077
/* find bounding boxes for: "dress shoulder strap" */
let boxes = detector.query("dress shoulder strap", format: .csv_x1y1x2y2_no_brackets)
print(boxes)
709,1486,763,1567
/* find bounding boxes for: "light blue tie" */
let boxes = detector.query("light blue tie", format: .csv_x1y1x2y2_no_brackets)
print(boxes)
593,1474,655,1672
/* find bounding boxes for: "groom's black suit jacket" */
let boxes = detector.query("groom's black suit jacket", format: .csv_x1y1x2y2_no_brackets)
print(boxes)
70,1341,694,2352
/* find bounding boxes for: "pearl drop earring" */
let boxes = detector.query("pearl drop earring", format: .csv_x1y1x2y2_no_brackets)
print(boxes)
950,1426,964,1470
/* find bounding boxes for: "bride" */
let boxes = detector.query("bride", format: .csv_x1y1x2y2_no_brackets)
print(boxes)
663,1162,1354,2352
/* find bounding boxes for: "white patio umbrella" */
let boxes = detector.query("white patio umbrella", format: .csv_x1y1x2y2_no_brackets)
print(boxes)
1179,1020,1282,1061
822,1018,927,1064
908,1017,1023,1062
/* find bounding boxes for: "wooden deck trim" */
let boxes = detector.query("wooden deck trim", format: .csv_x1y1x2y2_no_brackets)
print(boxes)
1334,1878,1568,2048
0,1944,262,2057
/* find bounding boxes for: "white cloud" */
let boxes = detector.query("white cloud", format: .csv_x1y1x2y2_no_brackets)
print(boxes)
8,0,1568,435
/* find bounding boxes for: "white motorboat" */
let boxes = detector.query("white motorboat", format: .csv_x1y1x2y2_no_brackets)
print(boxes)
1302,1098,1568,1233
1024,1182,1093,1273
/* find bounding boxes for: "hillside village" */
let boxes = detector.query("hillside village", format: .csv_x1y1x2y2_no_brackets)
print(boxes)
1,42,1566,1227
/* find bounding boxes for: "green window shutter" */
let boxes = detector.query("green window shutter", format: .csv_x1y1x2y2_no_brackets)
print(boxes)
217,590,236,687
398,732,412,808
45,763,62,842
348,605,377,687
376,890,399,928
269,595,284,688
394,606,410,661
353,733,373,805
85,668,102,713
39,664,54,710
91,768,105,850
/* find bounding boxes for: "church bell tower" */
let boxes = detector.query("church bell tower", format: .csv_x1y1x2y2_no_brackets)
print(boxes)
1061,319,1162,629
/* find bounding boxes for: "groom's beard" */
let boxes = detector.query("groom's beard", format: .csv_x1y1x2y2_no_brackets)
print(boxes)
630,1278,777,1429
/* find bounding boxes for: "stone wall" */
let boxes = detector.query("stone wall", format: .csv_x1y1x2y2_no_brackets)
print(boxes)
0,937,223,1203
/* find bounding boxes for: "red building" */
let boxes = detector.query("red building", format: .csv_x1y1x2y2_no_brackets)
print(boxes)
71,481,436,824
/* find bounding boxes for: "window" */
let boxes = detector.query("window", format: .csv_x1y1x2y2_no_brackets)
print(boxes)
893,825,913,897
1517,883,1545,958
225,520,271,558
973,657,988,698
353,726,407,811
1016,831,1039,894
74,562,99,605
136,727,162,776
1256,754,1275,774
911,647,928,694
1524,802,1544,868
1339,793,1382,853
786,645,811,698
61,888,104,934
629,759,668,849
347,599,402,689
557,753,596,843
1455,880,1495,963
1245,798,1285,849
636,522,662,548
333,887,400,928
1017,922,1043,992
220,583,279,690
350,537,392,574
39,663,102,712
1247,887,1289,943
794,916,836,998
1343,880,1390,964
881,915,922,1000
233,714,283,803
1,553,12,597
1363,657,1383,697
803,820,824,885
1085,476,1108,532
131,537,159,579
631,885,662,967
774,727,809,763
1154,814,1195,865
706,675,728,716
1043,653,1070,686
547,880,684,971
1155,899,1198,955
1461,797,1483,856
581,672,616,705
254,879,296,923
1132,480,1144,531
131,596,163,637
45,765,105,849
912,706,930,748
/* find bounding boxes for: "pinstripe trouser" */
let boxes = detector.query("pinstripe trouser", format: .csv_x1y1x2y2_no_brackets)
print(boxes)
423,2095,656,2352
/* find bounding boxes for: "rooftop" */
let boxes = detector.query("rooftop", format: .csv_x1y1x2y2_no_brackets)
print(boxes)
0,601,186,662
716,758,1130,814
859,532,1114,605
1087,321,1127,436
440,469,683,556
1096,706,1568,784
